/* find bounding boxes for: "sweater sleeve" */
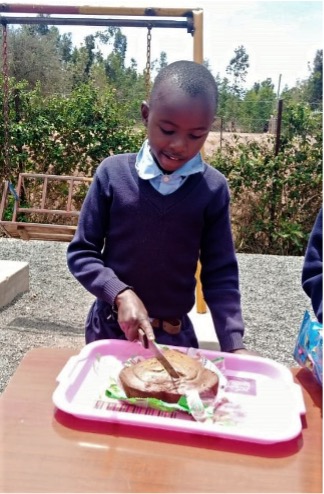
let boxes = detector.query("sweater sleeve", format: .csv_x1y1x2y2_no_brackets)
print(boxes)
302,208,323,323
66,161,129,305
200,178,245,352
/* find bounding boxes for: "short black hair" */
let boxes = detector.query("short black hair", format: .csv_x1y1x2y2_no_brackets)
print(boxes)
150,60,218,112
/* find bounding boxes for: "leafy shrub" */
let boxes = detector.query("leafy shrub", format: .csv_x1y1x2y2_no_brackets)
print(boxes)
0,77,146,182
208,103,322,255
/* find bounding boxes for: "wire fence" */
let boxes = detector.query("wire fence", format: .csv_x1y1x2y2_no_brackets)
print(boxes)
209,99,322,154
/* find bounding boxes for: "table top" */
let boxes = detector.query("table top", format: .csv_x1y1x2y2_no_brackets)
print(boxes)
0,347,322,493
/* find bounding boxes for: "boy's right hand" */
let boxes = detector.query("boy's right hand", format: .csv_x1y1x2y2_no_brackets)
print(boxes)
114,288,155,342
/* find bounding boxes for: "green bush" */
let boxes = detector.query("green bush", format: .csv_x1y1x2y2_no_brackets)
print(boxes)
208,103,322,255
0,77,146,182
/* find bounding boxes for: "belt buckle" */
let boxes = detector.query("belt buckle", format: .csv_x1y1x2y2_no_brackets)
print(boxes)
162,318,181,335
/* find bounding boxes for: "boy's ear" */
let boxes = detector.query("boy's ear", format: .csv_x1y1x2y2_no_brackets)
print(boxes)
141,101,149,127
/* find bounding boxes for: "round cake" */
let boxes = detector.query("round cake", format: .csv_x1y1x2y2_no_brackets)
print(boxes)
119,348,219,403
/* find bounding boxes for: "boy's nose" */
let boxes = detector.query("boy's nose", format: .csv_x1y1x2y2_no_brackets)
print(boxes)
170,136,186,155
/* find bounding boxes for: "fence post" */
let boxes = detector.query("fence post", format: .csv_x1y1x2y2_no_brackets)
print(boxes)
219,117,223,153
274,99,283,156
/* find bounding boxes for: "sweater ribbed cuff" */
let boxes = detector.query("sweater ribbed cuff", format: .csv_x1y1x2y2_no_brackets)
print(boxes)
218,330,245,353
102,277,130,306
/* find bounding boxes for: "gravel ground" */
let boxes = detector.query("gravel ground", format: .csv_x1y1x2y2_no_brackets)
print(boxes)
0,237,311,394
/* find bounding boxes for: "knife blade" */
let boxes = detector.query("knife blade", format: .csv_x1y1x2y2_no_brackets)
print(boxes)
138,328,180,379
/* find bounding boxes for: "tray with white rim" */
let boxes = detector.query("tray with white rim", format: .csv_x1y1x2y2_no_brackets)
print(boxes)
52,339,306,444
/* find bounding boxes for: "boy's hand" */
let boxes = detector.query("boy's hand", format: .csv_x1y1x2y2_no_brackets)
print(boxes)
115,289,155,342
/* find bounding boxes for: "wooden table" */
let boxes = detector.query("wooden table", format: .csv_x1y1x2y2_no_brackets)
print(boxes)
0,347,322,493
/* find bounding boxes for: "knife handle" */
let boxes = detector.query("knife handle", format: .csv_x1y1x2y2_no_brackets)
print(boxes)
138,328,149,349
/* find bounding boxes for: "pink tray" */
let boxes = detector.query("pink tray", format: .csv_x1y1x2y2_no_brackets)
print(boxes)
52,339,305,444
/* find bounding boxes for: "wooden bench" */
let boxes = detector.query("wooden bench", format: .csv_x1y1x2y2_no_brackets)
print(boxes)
0,173,92,242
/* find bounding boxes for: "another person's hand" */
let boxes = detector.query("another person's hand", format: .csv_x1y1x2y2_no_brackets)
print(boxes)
115,289,155,342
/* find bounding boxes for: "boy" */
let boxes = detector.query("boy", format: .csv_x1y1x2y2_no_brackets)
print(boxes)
67,60,249,354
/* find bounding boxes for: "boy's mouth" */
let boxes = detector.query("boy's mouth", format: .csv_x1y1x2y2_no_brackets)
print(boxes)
154,150,187,172
163,152,184,162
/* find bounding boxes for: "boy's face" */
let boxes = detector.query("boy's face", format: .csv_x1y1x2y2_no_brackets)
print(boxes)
141,83,215,173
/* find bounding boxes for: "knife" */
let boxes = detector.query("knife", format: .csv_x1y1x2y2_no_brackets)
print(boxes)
138,328,180,379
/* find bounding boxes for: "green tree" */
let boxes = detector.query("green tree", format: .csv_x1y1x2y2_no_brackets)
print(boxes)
58,32,74,64
153,51,168,73
216,47,251,130
84,35,96,76
70,46,91,86
95,27,127,82
306,49,323,110
3,24,72,95
241,79,276,132
216,75,241,131
226,45,249,97
68,34,97,86
280,50,322,111
21,15,51,36
93,27,146,120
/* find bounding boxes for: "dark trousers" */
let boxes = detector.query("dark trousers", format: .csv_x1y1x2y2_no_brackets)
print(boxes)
85,299,199,348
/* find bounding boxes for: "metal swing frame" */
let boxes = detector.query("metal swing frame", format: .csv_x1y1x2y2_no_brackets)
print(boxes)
0,3,206,311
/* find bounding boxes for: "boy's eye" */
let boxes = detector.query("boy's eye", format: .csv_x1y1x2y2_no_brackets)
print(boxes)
160,128,174,135
160,127,205,140
190,134,204,140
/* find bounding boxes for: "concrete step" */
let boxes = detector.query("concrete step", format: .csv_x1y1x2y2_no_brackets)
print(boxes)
0,260,29,309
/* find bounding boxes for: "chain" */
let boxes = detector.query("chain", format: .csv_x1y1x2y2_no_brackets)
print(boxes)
145,25,152,100
2,21,10,183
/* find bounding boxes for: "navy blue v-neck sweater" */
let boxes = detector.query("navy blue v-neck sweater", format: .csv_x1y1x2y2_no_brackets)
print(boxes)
67,153,245,352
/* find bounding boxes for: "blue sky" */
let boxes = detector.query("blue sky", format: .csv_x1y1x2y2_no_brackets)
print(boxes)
5,0,323,92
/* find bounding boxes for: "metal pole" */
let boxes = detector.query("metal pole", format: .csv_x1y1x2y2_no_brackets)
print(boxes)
192,9,207,314
0,16,189,29
192,9,203,63
0,4,197,17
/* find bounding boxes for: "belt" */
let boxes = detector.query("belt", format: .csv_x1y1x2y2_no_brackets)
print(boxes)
151,318,181,335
